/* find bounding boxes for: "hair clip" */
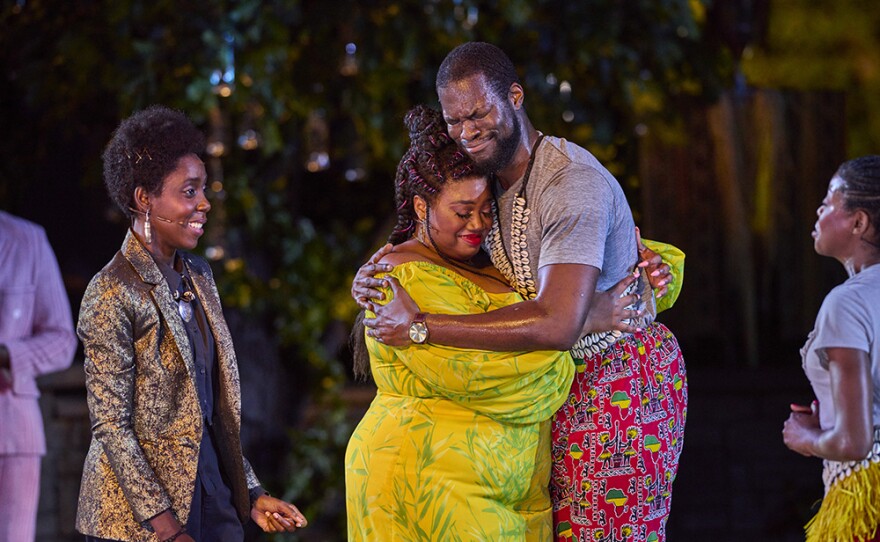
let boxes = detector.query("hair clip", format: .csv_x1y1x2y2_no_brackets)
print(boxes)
134,148,153,164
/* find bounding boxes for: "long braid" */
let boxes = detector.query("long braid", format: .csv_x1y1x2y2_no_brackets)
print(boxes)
387,105,474,245
387,151,419,245
354,104,477,379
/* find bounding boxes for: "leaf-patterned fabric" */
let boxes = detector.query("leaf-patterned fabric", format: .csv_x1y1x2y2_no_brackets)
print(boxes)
346,261,574,541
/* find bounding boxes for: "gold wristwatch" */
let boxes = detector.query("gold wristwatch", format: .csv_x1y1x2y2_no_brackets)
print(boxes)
408,312,429,344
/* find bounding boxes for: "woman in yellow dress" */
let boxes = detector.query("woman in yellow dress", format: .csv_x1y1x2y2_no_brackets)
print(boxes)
346,105,574,541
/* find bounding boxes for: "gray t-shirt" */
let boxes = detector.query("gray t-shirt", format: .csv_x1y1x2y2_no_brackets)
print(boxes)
802,263,880,430
493,135,637,292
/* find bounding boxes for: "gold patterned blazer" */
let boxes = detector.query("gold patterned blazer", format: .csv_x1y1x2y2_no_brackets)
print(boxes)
75,231,260,541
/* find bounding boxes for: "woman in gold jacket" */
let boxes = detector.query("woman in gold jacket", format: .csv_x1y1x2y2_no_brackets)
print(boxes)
76,106,306,542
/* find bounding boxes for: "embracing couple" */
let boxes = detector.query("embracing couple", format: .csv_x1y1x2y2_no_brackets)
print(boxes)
346,41,687,542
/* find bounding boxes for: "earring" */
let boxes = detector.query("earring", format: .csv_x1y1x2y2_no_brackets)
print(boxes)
144,208,152,244
413,218,427,244
416,207,430,244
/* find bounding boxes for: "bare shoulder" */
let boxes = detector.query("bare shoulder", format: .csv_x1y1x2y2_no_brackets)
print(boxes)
377,241,431,267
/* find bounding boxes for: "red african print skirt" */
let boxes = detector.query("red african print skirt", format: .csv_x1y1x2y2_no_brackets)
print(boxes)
551,322,687,542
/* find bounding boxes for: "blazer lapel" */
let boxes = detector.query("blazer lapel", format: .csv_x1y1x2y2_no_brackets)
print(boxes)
181,256,251,520
121,230,197,381
183,258,236,378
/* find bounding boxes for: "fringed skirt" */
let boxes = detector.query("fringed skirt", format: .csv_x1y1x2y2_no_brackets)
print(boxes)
550,322,687,542
806,429,880,542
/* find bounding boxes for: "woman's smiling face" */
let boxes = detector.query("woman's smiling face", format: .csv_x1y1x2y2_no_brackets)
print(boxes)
417,175,493,261
145,153,210,260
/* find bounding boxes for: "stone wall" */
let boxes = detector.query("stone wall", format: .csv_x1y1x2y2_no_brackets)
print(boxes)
36,364,89,542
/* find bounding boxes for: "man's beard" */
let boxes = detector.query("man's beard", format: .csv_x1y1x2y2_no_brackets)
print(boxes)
474,116,522,176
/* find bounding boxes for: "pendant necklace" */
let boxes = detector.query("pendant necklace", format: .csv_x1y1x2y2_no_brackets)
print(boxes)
174,273,196,322
488,133,544,299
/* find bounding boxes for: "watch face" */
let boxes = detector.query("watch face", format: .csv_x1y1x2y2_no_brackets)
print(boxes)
409,322,428,344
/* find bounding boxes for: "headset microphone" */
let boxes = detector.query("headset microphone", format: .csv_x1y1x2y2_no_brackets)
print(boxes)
128,207,189,226
151,214,188,226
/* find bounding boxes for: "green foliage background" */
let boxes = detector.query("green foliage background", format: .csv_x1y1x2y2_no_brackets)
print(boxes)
741,0,880,158
0,0,736,539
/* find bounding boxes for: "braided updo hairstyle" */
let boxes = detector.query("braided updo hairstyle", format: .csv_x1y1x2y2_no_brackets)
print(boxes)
836,155,880,248
351,105,477,380
387,104,476,245
102,105,205,218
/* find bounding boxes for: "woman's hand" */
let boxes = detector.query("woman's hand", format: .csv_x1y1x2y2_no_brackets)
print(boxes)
362,277,422,346
351,244,395,310
782,401,820,456
635,227,671,298
582,271,643,335
783,348,874,461
148,510,194,542
250,494,307,533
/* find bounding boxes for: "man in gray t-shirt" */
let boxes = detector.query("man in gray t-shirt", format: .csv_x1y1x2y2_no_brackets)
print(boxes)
494,135,636,294
353,41,687,542
352,50,669,351
354,46,667,352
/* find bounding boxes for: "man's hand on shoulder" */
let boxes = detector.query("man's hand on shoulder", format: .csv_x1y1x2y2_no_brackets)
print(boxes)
351,243,395,310
362,277,422,346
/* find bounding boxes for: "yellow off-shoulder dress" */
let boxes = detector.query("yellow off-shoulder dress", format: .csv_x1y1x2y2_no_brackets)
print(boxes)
345,261,574,541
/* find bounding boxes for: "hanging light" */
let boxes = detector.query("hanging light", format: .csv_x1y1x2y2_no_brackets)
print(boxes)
560,80,572,96
205,246,226,260
206,140,227,157
211,32,236,97
237,129,260,151
345,168,366,182
340,42,359,76
305,110,330,172
560,80,573,122
463,6,479,29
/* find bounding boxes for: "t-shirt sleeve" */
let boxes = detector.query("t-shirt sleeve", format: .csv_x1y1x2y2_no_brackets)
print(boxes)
537,163,613,270
811,286,872,366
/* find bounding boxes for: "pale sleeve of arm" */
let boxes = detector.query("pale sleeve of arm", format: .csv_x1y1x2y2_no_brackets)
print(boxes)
244,457,261,491
6,226,76,389
78,277,172,523
641,238,685,312
811,289,872,362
